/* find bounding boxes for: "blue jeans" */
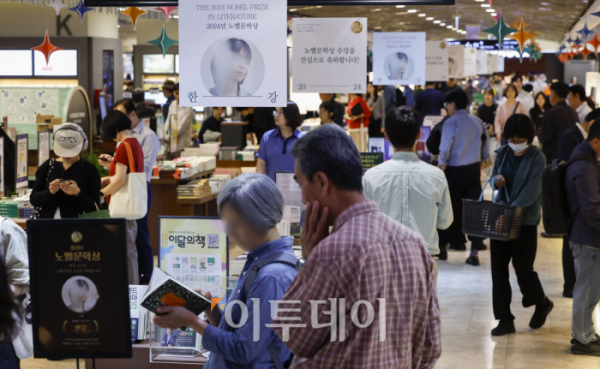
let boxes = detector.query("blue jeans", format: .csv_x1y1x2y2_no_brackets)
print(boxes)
571,242,600,344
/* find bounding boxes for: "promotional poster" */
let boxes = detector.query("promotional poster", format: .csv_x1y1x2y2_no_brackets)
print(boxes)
275,172,305,237
448,45,465,79
28,219,131,359
373,32,426,86
486,53,498,74
360,153,384,173
476,49,487,75
38,130,50,167
0,137,4,195
159,217,229,299
179,0,287,107
16,133,27,189
463,48,477,77
292,18,367,93
368,137,393,161
425,41,448,82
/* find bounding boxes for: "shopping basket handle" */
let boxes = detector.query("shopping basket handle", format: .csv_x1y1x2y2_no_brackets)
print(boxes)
479,175,510,204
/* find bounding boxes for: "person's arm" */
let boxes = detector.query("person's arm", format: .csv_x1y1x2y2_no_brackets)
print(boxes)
509,153,545,207
419,272,442,369
494,105,504,138
256,158,267,175
2,219,29,295
198,119,211,145
178,108,194,140
30,161,60,208
256,135,268,174
101,163,127,196
572,162,600,229
538,113,554,145
438,119,456,168
436,180,453,230
75,165,102,213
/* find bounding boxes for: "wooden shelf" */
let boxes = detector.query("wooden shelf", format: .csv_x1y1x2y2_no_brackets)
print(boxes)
177,193,219,205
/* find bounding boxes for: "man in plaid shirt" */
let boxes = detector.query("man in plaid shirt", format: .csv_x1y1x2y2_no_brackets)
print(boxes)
272,125,441,368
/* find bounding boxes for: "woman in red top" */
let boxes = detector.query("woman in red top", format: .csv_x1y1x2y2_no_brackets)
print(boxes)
100,110,145,284
346,93,371,151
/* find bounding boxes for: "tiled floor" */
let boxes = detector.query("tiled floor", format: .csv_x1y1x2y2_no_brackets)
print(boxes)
22,226,598,369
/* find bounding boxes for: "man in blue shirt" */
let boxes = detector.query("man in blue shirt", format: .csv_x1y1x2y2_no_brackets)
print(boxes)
403,85,415,107
415,82,445,126
383,85,397,117
153,174,298,368
565,123,600,357
438,89,489,264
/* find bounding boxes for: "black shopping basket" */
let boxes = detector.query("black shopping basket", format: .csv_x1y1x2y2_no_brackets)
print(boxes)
462,175,525,241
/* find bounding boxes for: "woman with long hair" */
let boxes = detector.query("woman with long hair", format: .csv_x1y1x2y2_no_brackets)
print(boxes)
530,92,548,136
494,84,529,145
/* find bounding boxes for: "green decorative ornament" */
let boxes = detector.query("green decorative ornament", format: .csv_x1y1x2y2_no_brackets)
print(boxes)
483,12,518,49
148,25,179,57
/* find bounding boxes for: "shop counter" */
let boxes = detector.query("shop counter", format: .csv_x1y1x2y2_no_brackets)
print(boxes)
84,341,208,369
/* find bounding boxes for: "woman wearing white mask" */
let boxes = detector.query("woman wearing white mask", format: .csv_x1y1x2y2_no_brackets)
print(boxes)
487,114,553,337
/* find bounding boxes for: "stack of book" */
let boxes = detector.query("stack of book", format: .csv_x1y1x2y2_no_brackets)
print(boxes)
0,199,23,218
177,179,212,199
209,175,231,194
19,205,34,219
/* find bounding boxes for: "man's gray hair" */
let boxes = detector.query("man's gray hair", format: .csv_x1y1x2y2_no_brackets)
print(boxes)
217,173,284,235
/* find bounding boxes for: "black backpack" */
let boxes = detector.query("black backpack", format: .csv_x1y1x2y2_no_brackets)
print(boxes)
542,154,600,235
242,251,301,369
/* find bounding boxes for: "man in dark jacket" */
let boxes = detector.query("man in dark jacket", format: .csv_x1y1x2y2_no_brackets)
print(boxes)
557,109,600,298
415,82,445,126
539,82,579,164
565,122,600,356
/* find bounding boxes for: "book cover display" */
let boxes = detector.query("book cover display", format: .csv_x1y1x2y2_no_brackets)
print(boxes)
27,219,131,359
275,172,305,238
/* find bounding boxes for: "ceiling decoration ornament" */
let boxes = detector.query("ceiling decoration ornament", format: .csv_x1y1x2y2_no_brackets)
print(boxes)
483,12,518,49
69,1,93,23
120,7,148,30
31,30,63,65
48,0,69,16
155,6,178,21
148,25,178,57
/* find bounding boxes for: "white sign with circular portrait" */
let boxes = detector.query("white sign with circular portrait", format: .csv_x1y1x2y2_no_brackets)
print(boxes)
373,32,426,86
179,0,287,107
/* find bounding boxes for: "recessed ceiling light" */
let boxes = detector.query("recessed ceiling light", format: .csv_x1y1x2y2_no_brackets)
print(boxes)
491,13,497,16
289,8,297,11
447,25,453,28
486,8,495,12
426,17,434,20
375,26,382,29
540,1,549,4
481,4,490,7
475,0,484,1
539,7,550,10
418,13,426,17
371,8,382,11
440,23,446,26
396,5,405,8
434,20,441,23
407,9,418,13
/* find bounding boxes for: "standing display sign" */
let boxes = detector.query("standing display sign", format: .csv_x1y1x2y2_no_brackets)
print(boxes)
425,41,448,82
373,32,426,86
368,137,393,161
15,133,28,189
360,153,384,173
448,45,465,79
416,126,432,163
28,219,132,359
423,115,444,128
463,48,477,77
38,130,50,167
497,55,505,73
292,18,367,93
158,217,229,299
178,0,287,108
476,49,487,75
486,53,498,74
275,172,306,238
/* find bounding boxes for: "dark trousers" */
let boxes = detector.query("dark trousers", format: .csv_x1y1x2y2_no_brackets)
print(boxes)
0,342,19,369
563,235,576,295
368,118,384,138
439,163,485,250
491,225,547,321
136,181,153,284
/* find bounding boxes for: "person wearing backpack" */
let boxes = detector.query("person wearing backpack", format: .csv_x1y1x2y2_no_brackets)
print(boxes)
153,173,298,369
557,109,600,298
565,122,600,356
489,114,553,336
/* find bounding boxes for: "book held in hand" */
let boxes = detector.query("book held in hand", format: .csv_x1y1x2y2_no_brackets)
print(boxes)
141,267,211,317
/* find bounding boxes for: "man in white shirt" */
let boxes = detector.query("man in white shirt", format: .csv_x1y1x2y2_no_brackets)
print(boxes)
568,84,592,124
164,83,194,157
102,99,160,284
513,75,535,113
363,107,453,268
534,73,548,95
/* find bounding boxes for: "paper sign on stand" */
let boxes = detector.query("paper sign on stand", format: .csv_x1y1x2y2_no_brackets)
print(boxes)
463,48,477,77
373,32,426,86
497,55,505,73
448,45,465,79
15,134,27,190
423,115,444,127
368,137,393,161
178,0,287,107
275,172,305,237
486,53,498,74
426,41,448,82
292,18,367,93
38,130,50,167
476,49,487,75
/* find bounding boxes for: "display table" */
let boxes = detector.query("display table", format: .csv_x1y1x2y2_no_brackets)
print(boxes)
148,170,219,254
216,159,257,169
84,341,208,369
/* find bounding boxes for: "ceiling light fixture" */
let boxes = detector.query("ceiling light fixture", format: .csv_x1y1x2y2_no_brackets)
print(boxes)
540,1,549,4
440,23,446,26
407,9,418,13
289,8,297,11
396,5,405,8
486,8,495,12
371,8,382,11
418,13,426,17
426,17,434,20
447,25,453,28
491,13,497,16
481,4,490,7
434,20,441,23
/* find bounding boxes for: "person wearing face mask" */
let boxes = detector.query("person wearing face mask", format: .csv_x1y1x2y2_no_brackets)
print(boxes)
488,114,553,337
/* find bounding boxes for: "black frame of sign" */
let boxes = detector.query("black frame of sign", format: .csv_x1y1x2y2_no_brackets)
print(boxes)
27,218,132,360
84,0,454,6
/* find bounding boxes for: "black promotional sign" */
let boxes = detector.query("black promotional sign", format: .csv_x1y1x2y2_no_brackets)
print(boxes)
28,219,132,359
85,0,453,6
361,152,384,174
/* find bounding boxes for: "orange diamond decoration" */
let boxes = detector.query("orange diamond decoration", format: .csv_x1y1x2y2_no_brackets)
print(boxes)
507,22,535,54
508,15,531,31
120,7,148,30
588,32,600,53
31,31,63,65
